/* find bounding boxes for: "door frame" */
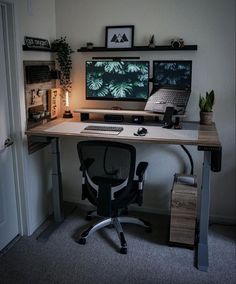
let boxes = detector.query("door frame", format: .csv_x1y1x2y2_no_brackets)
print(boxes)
1,0,29,236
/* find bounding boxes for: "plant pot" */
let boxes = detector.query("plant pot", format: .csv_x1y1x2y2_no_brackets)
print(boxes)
148,43,155,48
200,111,213,125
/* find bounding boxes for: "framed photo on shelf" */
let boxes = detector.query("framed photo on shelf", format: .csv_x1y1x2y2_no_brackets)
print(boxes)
105,25,134,49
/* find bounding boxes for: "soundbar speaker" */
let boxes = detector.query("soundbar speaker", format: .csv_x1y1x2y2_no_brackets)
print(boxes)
104,114,124,122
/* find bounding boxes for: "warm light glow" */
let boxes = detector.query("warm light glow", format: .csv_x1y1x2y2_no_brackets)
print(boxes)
65,91,69,107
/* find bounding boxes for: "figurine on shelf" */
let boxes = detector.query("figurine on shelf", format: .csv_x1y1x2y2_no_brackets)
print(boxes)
86,42,94,50
148,35,156,48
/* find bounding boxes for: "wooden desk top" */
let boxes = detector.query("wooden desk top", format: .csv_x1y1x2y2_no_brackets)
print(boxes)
25,118,221,148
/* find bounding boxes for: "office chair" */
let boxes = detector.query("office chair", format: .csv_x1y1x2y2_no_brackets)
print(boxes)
77,140,151,254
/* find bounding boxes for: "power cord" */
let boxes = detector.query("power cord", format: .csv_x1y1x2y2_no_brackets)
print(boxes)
180,145,194,175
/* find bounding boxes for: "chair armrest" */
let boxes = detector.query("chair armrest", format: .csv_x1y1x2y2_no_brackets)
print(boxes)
136,162,148,182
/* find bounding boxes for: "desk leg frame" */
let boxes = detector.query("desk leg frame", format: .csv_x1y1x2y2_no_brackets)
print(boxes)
198,151,211,271
37,138,64,241
51,138,64,222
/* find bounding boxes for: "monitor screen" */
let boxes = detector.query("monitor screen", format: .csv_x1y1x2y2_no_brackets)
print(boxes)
86,61,149,101
153,60,192,90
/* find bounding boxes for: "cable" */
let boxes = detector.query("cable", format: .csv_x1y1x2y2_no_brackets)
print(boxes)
180,145,194,175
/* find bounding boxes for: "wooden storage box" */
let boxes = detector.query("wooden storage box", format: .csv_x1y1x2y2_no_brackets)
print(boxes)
169,174,197,247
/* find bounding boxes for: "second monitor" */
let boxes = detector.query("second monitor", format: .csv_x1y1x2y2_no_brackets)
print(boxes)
153,60,192,91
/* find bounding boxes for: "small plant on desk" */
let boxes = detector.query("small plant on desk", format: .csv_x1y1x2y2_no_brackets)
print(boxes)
199,90,215,125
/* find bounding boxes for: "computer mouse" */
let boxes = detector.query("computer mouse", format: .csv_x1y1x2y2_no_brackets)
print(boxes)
137,127,148,135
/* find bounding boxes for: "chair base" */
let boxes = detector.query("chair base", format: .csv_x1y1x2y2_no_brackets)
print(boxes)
85,207,129,220
77,216,151,254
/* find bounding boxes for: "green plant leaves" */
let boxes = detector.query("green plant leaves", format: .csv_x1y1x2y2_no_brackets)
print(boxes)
51,37,73,93
199,90,215,112
109,82,133,98
86,61,149,99
87,74,103,90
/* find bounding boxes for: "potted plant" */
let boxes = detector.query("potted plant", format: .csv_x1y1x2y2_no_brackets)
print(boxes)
148,35,155,48
199,90,215,125
51,37,74,118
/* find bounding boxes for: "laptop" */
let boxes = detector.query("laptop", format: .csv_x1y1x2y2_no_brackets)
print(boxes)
145,60,192,114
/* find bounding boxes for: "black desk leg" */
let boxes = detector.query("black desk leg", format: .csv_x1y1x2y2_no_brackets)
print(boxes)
197,151,211,271
37,138,64,241
51,138,64,222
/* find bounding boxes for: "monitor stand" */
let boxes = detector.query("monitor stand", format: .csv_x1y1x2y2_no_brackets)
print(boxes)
103,106,124,122
104,114,124,123
111,106,122,110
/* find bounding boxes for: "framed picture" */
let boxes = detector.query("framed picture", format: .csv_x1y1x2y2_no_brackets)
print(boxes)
105,25,134,49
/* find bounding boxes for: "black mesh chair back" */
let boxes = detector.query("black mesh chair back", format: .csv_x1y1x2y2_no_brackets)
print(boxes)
77,140,136,216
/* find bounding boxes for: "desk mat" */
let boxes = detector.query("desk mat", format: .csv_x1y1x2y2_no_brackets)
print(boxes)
45,122,198,141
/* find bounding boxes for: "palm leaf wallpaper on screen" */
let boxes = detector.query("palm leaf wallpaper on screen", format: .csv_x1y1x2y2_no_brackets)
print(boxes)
86,61,149,101
153,61,192,90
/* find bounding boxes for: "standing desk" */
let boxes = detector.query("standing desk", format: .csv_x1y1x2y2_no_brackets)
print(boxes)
26,118,222,271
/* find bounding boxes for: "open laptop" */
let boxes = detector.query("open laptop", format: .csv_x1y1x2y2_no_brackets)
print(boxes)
145,60,192,114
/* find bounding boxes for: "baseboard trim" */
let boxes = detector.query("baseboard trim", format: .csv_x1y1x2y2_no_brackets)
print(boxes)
0,235,21,256
64,194,80,204
129,204,169,216
64,197,236,225
29,213,50,236
209,215,236,225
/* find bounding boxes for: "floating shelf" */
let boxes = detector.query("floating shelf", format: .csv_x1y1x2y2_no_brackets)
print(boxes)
22,45,53,52
77,45,198,52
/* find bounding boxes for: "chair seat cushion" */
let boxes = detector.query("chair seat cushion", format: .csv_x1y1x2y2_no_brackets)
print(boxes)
92,176,139,205
92,176,125,187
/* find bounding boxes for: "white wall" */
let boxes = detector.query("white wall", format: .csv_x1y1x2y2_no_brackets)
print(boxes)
8,0,235,235
55,0,236,222
13,0,56,234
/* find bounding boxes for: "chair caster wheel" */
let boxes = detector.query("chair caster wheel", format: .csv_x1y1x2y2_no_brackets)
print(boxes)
78,238,86,245
120,247,127,254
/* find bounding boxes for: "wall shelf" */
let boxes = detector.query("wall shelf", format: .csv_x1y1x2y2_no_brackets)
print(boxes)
77,45,198,52
22,45,53,52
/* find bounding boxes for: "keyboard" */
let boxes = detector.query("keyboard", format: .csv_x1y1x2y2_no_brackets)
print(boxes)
157,89,188,105
81,125,124,135
144,88,190,114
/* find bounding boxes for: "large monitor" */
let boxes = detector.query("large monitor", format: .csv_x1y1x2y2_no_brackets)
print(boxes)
153,60,192,90
86,60,149,101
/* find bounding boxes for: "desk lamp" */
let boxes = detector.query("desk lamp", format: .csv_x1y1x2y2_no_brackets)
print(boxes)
63,91,73,118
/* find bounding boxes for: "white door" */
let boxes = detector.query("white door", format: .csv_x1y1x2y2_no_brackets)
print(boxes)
0,4,19,250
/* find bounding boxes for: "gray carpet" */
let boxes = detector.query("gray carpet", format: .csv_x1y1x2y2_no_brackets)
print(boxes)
0,206,235,284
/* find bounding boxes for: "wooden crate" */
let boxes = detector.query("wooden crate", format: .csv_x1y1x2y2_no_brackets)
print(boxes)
169,175,197,246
